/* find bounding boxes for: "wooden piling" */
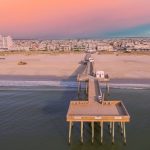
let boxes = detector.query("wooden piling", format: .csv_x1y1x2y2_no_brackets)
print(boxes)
112,122,115,144
106,82,110,95
109,122,112,135
69,121,72,144
100,122,103,144
81,122,83,143
121,122,123,135
123,122,126,144
78,81,81,98
86,82,88,95
91,122,94,143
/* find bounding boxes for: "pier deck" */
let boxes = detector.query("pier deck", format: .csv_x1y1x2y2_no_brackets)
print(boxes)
88,78,101,103
67,101,130,122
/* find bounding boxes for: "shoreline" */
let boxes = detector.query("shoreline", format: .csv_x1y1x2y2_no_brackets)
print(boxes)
0,74,150,84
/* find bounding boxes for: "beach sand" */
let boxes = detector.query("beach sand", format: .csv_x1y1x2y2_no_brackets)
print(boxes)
0,53,150,79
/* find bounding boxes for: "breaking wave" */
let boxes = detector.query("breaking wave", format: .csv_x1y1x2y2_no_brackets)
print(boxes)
0,80,150,90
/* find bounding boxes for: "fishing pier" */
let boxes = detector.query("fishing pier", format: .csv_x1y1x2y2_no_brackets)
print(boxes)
66,53,130,144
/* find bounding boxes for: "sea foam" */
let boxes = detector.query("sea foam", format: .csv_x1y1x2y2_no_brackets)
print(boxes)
0,80,150,90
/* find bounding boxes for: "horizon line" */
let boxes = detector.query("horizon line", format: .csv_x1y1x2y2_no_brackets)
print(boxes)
13,36,150,40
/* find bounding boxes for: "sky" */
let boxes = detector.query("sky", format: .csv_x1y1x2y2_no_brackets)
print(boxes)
0,0,150,39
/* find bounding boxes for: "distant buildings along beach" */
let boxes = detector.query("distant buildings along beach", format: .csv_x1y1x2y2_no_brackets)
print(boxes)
0,35,150,52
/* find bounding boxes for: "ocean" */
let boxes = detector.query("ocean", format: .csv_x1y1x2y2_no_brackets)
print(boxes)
0,78,150,150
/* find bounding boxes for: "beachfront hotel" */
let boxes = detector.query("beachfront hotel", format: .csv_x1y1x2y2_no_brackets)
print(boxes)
0,35,13,50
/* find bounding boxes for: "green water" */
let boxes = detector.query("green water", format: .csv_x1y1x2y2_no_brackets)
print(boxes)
0,87,150,150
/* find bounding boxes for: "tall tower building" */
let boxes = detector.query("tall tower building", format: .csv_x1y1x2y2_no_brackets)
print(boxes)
0,35,13,50
0,35,3,49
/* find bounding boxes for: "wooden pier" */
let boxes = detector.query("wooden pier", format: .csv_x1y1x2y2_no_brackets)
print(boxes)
66,53,130,144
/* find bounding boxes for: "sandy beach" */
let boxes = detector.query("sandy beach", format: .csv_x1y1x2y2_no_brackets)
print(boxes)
0,53,150,79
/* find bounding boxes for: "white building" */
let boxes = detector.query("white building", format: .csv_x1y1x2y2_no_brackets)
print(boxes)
133,44,150,50
96,71,105,78
0,35,13,50
97,44,114,51
0,35,3,48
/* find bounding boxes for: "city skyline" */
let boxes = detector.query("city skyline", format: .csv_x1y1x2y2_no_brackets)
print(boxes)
0,0,150,39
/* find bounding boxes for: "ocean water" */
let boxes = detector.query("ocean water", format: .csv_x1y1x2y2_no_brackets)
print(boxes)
0,84,150,150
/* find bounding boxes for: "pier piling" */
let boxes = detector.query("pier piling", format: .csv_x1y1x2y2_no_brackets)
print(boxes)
100,122,103,144
123,123,126,144
112,122,115,144
69,121,72,144
109,122,112,135
91,122,94,143
81,122,84,143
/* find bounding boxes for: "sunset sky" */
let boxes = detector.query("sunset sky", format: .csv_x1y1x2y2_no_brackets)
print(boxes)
0,0,150,39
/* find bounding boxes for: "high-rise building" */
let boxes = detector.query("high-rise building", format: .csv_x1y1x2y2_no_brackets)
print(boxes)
0,35,3,48
0,35,13,50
